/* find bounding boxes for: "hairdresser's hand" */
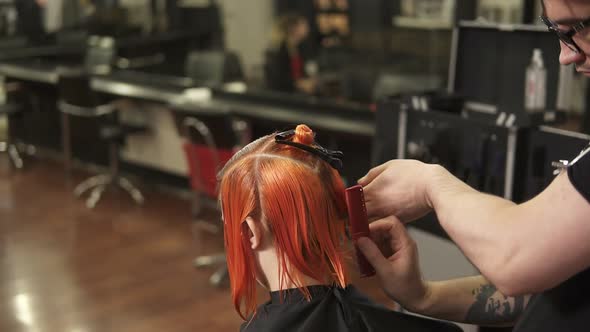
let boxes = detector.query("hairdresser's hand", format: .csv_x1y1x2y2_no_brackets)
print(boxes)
358,160,438,223
357,216,431,312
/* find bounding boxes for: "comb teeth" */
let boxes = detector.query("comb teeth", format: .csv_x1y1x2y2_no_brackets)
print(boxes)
345,185,376,278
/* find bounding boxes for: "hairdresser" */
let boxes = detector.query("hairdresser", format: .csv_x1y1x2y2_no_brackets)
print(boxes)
356,0,590,330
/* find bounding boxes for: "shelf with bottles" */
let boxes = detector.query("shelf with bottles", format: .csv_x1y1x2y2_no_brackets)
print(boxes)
314,0,348,12
313,0,350,48
394,0,455,30
392,16,453,30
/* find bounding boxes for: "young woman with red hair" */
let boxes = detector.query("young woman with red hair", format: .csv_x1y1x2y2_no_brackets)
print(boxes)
218,124,460,332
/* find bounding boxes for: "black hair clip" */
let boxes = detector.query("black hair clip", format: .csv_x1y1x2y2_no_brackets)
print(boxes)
275,129,344,171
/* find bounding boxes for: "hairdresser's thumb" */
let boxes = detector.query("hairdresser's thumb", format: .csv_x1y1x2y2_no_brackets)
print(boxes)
358,163,384,186
357,237,388,275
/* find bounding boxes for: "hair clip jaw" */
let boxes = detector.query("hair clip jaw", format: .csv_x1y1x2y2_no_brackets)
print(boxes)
275,130,344,171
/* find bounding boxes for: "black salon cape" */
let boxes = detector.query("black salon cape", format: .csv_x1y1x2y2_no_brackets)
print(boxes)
513,144,590,332
240,285,461,332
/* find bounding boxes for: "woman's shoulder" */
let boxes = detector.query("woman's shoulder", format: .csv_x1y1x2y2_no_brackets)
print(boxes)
240,285,461,332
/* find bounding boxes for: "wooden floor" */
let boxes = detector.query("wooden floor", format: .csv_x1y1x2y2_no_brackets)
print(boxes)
0,157,392,332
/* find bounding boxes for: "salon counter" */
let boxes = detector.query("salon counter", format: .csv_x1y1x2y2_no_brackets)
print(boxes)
91,73,375,180
0,57,375,182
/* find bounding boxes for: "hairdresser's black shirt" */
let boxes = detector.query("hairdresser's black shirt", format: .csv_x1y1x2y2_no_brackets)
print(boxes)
513,143,590,332
240,285,461,332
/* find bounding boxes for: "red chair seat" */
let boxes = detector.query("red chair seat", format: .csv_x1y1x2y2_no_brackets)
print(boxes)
183,142,235,198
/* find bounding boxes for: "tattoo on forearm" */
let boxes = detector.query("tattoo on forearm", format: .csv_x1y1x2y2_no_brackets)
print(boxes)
465,284,526,325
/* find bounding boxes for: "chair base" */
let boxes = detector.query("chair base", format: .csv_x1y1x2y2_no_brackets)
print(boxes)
74,174,144,209
193,218,222,235
194,253,226,267
193,217,226,287
16,142,37,156
209,266,228,286
194,254,228,287
0,142,23,169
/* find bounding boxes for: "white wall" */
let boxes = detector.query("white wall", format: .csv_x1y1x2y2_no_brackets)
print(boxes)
216,0,275,81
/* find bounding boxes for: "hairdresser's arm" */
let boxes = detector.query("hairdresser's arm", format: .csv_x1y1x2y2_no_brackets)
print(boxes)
415,276,531,326
430,166,590,296
360,160,590,296
358,217,531,326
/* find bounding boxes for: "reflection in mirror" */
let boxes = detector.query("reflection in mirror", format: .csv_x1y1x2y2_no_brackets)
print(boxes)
216,0,479,109
214,0,586,134
476,0,523,24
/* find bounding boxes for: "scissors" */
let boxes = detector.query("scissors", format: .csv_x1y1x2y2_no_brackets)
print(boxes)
552,142,590,175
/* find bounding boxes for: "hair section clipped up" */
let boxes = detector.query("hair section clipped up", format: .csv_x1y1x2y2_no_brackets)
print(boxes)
218,124,349,320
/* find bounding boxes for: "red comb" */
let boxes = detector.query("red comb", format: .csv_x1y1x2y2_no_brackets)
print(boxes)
345,185,376,278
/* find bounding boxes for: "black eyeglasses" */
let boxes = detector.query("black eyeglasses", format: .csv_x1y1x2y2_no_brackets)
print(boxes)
275,129,344,171
541,15,590,53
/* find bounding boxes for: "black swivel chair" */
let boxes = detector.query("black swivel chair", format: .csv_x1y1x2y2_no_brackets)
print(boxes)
0,90,24,169
58,68,146,208
58,36,146,208
0,82,40,169
184,50,244,86
60,36,116,173
183,114,249,286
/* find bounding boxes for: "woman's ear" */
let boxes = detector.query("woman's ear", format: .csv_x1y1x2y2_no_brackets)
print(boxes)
244,216,263,250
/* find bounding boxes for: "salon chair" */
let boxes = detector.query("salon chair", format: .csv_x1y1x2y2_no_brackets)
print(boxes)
57,47,146,208
184,50,244,86
181,49,247,285
183,113,249,286
0,97,23,169
0,82,40,169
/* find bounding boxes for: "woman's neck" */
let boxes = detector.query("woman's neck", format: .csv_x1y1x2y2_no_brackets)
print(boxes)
256,246,324,291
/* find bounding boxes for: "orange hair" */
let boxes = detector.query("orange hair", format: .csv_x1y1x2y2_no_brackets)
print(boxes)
219,124,350,320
